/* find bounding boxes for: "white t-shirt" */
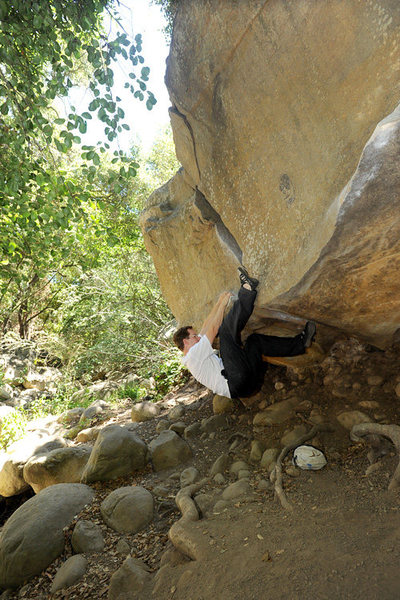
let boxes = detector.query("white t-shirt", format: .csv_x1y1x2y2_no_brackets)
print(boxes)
181,335,231,398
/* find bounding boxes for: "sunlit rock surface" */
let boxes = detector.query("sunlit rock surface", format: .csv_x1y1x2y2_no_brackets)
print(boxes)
140,0,400,347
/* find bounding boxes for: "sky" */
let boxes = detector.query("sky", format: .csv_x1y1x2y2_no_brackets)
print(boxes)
59,0,171,153
113,0,172,151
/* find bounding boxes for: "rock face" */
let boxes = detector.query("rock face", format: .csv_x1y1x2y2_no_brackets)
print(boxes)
140,1,400,348
0,483,94,589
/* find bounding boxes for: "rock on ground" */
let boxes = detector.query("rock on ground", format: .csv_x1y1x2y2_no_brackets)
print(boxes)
0,483,94,589
149,430,192,472
71,520,105,554
23,445,92,493
50,555,87,593
108,556,151,600
131,401,160,422
81,425,148,483
100,486,154,534
0,433,67,497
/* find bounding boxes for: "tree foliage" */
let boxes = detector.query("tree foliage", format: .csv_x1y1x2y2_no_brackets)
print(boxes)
0,0,157,337
17,127,180,378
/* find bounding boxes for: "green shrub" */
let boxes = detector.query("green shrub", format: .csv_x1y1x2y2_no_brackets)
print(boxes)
0,410,28,450
116,384,147,402
151,349,189,399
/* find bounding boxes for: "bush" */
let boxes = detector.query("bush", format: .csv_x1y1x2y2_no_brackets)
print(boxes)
0,410,28,450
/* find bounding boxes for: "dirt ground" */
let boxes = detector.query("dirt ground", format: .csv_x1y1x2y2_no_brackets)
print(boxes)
3,338,400,600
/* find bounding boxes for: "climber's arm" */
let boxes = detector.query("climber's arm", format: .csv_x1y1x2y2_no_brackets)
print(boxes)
200,291,231,345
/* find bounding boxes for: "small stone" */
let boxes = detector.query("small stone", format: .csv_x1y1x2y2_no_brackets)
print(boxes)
168,404,185,422
213,473,225,485
152,485,170,497
169,421,186,435
131,401,160,423
238,469,251,480
285,465,300,477
222,479,251,501
367,375,383,386
60,407,84,424
257,479,272,491
184,422,201,439
229,460,249,476
156,419,170,433
281,425,307,447
213,500,229,513
180,467,200,487
295,400,313,412
76,426,100,443
71,520,104,554
395,383,400,398
253,398,297,426
210,454,230,476
116,539,131,556
249,439,266,463
50,555,87,593
358,400,380,409
213,394,235,414
308,409,327,425
260,448,279,473
201,414,229,433
337,410,373,430
275,382,285,391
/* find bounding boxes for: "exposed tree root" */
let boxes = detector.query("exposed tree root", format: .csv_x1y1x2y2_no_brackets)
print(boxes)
270,424,334,510
168,478,209,560
351,423,400,491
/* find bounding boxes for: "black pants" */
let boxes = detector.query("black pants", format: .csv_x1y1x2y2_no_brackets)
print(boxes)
219,287,305,398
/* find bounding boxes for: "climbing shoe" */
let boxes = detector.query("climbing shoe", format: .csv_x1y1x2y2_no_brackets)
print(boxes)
302,321,316,348
238,266,259,290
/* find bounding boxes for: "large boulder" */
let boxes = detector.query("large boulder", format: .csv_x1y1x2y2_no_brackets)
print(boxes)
0,483,94,589
81,425,148,483
140,1,400,349
0,433,67,497
23,445,92,493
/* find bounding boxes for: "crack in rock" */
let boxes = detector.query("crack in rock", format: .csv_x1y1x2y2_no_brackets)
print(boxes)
194,189,242,264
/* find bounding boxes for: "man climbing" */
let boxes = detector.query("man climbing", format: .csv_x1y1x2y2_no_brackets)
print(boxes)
173,267,316,399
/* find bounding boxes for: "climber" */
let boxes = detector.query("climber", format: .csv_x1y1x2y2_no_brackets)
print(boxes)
173,267,316,399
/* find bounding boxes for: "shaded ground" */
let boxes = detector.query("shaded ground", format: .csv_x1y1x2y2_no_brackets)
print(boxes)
3,338,400,599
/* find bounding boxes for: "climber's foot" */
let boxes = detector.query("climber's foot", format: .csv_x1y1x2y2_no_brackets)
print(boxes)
238,266,259,290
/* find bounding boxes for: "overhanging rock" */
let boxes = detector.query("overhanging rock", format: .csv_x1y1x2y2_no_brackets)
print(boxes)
141,0,400,346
